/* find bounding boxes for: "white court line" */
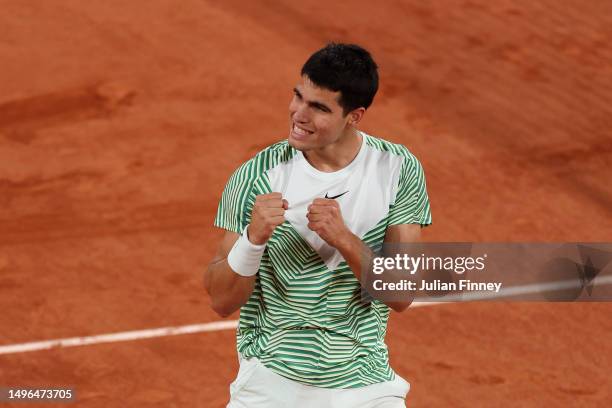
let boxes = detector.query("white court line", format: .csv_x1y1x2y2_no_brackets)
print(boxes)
0,303,439,356
0,321,238,355
1,276,610,356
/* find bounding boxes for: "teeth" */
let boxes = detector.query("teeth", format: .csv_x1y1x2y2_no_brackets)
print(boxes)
293,124,311,135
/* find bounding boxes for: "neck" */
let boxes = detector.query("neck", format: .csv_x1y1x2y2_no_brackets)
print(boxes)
303,127,362,172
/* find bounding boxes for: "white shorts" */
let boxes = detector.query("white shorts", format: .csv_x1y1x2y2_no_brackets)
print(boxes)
227,355,410,408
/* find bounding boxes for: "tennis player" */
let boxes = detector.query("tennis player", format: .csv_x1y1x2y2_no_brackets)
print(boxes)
205,42,431,408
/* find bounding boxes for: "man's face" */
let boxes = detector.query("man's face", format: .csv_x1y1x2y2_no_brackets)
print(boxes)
288,75,351,151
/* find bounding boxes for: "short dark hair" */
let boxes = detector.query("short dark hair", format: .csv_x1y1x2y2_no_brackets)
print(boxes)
301,43,379,116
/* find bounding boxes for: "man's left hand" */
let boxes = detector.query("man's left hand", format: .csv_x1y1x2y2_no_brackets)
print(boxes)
306,198,352,249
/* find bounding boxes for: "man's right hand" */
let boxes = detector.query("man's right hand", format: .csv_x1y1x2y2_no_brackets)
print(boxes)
248,192,289,245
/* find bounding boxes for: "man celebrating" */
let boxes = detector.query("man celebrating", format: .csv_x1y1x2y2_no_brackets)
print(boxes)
205,43,431,407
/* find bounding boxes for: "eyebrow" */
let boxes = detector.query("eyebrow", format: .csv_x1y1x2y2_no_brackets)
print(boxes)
293,88,333,113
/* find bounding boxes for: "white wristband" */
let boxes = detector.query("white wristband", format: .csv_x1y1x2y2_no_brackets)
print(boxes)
227,225,266,277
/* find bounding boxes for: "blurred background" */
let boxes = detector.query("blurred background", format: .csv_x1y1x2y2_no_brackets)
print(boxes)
1,1,611,406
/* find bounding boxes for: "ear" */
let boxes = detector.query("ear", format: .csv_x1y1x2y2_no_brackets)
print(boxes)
346,107,366,126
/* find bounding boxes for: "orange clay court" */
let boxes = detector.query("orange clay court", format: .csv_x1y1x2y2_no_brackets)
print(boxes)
0,1,611,407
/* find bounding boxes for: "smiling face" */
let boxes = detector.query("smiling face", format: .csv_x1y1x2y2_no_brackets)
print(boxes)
288,75,357,151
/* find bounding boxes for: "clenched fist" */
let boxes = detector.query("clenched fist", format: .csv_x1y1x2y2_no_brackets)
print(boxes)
306,198,352,249
248,192,289,245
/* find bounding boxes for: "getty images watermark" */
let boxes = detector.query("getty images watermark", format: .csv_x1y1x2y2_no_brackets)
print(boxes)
371,252,498,292
360,243,612,302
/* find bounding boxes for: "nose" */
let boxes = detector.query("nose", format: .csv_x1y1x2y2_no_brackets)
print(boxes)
290,100,309,123
293,109,307,124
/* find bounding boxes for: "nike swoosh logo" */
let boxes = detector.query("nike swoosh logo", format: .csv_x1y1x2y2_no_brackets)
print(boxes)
325,191,349,199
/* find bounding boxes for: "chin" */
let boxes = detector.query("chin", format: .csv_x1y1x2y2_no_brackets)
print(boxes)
288,135,310,151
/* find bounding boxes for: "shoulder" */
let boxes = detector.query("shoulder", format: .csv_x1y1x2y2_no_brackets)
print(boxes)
362,132,423,170
229,139,297,181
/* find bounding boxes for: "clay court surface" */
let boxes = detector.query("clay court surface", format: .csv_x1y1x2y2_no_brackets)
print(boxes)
1,1,611,406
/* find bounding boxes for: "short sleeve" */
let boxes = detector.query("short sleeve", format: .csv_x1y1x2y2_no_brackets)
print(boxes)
387,155,432,226
214,164,258,234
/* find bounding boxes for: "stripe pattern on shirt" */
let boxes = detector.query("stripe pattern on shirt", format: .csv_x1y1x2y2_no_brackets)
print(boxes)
214,134,431,388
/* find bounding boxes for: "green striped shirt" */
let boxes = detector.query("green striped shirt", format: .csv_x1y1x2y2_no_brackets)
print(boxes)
214,133,431,388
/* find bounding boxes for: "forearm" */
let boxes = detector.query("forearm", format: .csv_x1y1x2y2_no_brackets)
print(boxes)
205,258,256,317
205,193,286,317
336,232,372,282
